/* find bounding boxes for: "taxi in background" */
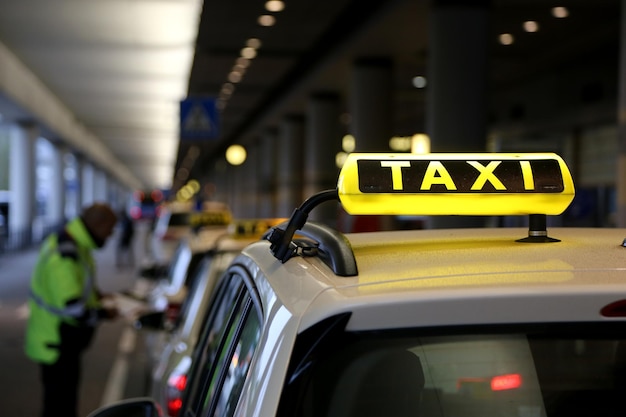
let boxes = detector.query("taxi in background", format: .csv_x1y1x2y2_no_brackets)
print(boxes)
90,152,626,417
150,201,232,263
144,218,285,417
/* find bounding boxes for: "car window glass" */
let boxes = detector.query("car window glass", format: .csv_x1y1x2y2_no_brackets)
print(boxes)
198,295,247,416
287,325,626,417
174,257,212,331
183,273,244,415
210,298,261,417
167,244,192,290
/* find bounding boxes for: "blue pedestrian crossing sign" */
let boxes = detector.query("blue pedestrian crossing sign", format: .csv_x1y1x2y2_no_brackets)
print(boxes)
180,97,219,140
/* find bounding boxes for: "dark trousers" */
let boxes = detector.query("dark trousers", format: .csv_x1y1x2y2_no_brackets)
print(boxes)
40,351,82,417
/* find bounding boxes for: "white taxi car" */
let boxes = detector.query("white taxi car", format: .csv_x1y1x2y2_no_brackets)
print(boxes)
150,202,232,263
147,219,285,417
90,153,626,417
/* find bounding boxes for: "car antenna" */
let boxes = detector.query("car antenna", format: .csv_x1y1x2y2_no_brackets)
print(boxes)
267,189,339,263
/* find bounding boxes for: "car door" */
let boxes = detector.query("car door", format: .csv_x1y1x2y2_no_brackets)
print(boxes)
182,264,262,417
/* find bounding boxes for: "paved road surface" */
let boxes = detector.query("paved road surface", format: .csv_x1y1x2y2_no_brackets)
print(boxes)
0,220,155,417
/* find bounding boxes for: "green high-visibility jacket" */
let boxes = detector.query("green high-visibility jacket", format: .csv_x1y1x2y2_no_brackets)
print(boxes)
25,217,103,364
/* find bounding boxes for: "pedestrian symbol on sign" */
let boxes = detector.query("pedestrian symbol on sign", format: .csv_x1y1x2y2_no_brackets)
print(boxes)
180,98,219,140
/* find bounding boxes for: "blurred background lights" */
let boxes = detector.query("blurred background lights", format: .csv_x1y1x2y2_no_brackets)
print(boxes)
236,57,250,68
342,134,356,153
389,136,411,151
412,76,427,89
228,72,242,83
388,134,430,154
258,15,276,26
411,133,430,154
265,0,285,13
246,38,262,49
523,21,539,32
552,6,569,18
241,47,257,59
335,152,348,169
499,33,514,45
222,83,235,95
226,144,247,166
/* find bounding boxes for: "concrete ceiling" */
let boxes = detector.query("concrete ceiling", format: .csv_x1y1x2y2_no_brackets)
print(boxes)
0,0,621,192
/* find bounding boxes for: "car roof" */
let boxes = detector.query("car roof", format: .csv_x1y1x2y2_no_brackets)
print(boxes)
242,226,626,333
239,152,626,333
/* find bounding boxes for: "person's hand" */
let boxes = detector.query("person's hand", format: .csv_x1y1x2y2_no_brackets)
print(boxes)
103,306,120,320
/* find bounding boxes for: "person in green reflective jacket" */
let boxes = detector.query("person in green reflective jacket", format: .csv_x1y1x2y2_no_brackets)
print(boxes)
25,202,119,417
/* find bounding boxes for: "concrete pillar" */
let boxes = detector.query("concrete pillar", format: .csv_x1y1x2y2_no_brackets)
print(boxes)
70,154,83,217
94,168,108,202
242,140,259,218
228,143,256,219
617,0,626,227
258,128,278,218
9,123,37,246
276,114,305,217
305,92,342,227
426,0,490,151
350,57,394,152
82,162,95,207
348,58,395,231
227,163,240,217
208,159,228,206
48,143,66,226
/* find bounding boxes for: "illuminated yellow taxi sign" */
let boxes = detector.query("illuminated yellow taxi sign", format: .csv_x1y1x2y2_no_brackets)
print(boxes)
337,153,575,216
189,210,232,227
228,218,287,238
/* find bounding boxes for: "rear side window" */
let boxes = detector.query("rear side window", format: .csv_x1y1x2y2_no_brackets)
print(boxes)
183,266,262,417
280,321,626,417
204,295,261,417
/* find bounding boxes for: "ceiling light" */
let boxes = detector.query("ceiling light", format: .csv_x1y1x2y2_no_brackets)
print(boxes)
411,134,430,154
499,33,514,46
335,152,348,169
236,57,251,68
221,83,235,95
412,76,427,89
265,0,285,12
241,47,257,59
552,7,569,18
228,72,242,83
225,145,247,166
342,134,356,153
246,38,262,49
258,15,276,26
232,64,247,75
523,21,539,32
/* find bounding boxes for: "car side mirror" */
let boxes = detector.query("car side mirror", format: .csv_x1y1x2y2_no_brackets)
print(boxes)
86,397,161,417
133,311,166,330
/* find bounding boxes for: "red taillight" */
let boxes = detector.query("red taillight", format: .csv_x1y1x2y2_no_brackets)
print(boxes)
166,374,187,417
166,303,181,323
167,398,183,417
491,373,522,391
601,299,626,317
130,207,141,220
152,189,164,202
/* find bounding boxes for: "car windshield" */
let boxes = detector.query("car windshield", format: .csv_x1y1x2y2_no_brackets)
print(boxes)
281,321,626,417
